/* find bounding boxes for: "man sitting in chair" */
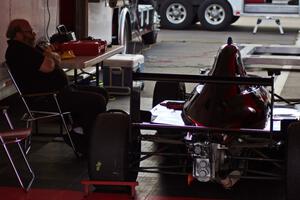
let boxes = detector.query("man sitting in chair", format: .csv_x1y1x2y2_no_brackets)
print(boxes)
5,19,108,154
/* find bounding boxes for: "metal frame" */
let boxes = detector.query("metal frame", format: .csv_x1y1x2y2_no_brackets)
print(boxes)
239,44,300,104
240,44,300,69
0,106,35,191
2,62,80,157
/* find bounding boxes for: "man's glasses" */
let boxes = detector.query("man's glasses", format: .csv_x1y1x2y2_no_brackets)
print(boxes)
21,30,35,34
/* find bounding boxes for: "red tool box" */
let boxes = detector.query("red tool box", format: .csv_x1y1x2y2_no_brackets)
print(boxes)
58,40,107,56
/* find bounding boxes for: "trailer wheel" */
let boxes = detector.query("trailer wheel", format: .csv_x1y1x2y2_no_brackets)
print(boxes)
160,0,195,29
286,122,300,200
142,30,158,44
88,110,140,182
152,81,186,107
198,0,232,31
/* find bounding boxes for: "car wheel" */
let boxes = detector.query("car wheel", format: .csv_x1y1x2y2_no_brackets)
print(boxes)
152,81,186,155
88,110,140,182
198,0,232,31
160,0,195,29
286,122,300,200
152,81,186,107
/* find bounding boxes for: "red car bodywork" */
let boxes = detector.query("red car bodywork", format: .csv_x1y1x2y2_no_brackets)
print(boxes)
182,39,270,129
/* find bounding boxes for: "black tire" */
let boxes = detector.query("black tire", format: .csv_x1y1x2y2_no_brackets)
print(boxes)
286,122,300,200
192,15,199,24
121,19,131,54
152,82,186,144
160,0,195,29
231,16,240,24
152,81,186,107
198,0,232,31
88,111,140,182
142,30,158,45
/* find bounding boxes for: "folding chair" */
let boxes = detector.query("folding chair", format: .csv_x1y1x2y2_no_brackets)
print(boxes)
2,62,79,157
0,106,35,191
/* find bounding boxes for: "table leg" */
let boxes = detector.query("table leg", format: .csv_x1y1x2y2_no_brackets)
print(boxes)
74,69,78,84
96,63,100,86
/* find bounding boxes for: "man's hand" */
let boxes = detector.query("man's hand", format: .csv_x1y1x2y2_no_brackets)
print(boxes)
42,44,61,65
39,44,61,73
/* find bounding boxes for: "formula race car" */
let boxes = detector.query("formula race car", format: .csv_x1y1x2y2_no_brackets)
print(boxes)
88,38,300,200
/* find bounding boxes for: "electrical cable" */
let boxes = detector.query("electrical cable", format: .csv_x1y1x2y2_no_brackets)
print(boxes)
46,0,51,40
9,0,12,21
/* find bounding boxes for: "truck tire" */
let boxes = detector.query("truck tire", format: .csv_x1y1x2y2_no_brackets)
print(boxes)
198,0,232,31
142,30,158,44
123,20,131,53
286,122,300,200
160,0,195,29
231,16,240,24
88,110,140,182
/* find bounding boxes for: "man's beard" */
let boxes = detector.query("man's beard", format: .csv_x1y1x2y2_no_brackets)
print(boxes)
24,38,35,47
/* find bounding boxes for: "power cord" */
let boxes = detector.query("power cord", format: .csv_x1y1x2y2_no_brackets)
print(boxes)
46,0,51,40
9,0,12,20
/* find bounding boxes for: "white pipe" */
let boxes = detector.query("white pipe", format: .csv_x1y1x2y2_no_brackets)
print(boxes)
118,7,130,46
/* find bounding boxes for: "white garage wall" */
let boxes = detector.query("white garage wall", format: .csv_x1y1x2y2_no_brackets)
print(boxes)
0,0,59,62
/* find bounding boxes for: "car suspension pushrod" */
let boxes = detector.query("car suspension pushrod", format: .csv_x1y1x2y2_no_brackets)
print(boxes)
133,122,272,136
229,156,283,163
245,169,282,177
140,151,188,157
140,165,186,170
141,135,185,144
133,72,274,86
138,169,188,175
